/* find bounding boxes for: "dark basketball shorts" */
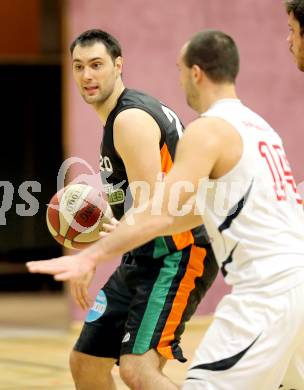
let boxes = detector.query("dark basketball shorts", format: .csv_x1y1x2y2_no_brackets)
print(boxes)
74,243,217,362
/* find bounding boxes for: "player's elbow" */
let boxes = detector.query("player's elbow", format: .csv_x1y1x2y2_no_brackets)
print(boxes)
157,215,176,236
143,214,175,239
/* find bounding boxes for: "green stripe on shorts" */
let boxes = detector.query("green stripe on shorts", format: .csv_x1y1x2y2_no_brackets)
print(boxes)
132,250,183,354
153,236,170,258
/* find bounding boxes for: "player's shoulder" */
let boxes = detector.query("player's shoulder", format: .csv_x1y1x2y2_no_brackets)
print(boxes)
113,88,158,121
185,116,235,137
113,106,161,144
183,116,241,153
114,106,156,126
118,88,158,108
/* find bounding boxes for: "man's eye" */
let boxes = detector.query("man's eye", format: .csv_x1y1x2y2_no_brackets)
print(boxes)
93,63,102,69
74,64,83,71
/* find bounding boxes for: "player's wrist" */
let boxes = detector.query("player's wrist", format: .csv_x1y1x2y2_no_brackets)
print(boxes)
84,249,104,269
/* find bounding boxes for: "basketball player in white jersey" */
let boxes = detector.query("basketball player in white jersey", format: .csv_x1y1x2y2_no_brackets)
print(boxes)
27,30,304,389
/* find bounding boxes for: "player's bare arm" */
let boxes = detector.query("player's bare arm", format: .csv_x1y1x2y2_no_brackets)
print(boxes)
113,108,162,202
26,116,241,282
109,115,242,238
65,108,163,308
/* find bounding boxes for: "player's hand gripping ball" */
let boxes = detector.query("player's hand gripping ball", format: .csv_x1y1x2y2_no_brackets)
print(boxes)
46,184,113,249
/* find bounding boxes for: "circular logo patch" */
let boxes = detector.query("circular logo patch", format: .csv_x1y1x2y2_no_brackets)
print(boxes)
86,290,107,323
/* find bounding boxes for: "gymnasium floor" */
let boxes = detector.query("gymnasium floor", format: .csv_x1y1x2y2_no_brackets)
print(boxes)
0,293,211,389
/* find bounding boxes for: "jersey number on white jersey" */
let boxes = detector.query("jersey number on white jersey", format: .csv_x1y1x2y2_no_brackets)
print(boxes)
259,141,302,204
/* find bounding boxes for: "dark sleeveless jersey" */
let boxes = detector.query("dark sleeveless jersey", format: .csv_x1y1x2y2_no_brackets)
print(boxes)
100,88,209,256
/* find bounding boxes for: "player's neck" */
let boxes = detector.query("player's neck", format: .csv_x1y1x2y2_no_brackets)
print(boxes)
94,81,125,125
199,84,238,113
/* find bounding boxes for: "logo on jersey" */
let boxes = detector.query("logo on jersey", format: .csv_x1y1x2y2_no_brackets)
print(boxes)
85,290,107,323
99,154,126,205
103,184,125,205
122,332,131,343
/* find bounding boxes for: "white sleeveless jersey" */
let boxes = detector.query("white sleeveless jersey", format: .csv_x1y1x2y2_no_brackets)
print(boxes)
200,99,304,293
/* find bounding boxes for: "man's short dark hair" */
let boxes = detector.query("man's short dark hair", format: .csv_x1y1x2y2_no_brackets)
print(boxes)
285,0,304,35
70,29,122,61
184,30,240,83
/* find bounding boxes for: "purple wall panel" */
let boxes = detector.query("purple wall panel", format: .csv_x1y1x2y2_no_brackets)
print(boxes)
200,1,303,182
65,0,303,320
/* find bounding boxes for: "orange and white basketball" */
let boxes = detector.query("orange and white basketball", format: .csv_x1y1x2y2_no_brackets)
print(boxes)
46,184,113,250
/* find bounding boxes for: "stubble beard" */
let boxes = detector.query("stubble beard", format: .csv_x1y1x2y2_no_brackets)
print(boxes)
295,36,304,71
82,88,112,107
186,89,201,113
298,49,304,71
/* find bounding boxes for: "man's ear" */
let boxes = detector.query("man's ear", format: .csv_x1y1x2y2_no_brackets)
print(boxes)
115,56,123,74
191,64,204,84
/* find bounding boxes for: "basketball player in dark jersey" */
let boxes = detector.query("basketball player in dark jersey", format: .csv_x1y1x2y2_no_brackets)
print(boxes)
29,29,217,390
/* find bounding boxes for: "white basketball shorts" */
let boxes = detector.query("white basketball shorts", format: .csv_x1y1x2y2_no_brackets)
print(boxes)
183,281,304,390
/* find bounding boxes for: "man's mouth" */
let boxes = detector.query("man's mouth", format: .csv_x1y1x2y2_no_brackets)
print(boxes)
84,86,99,94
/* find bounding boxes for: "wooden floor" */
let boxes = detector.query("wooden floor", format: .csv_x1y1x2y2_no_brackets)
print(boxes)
0,293,211,389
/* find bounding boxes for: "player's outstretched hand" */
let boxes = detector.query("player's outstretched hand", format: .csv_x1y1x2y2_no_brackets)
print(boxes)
26,254,95,281
70,268,95,310
26,255,97,310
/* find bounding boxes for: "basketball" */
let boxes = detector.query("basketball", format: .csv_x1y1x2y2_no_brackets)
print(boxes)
46,184,113,250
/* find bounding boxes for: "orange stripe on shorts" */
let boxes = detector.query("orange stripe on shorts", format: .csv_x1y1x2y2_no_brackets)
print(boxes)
172,231,194,251
157,245,207,359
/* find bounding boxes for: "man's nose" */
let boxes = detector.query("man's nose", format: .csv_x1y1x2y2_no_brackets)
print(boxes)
83,67,93,80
